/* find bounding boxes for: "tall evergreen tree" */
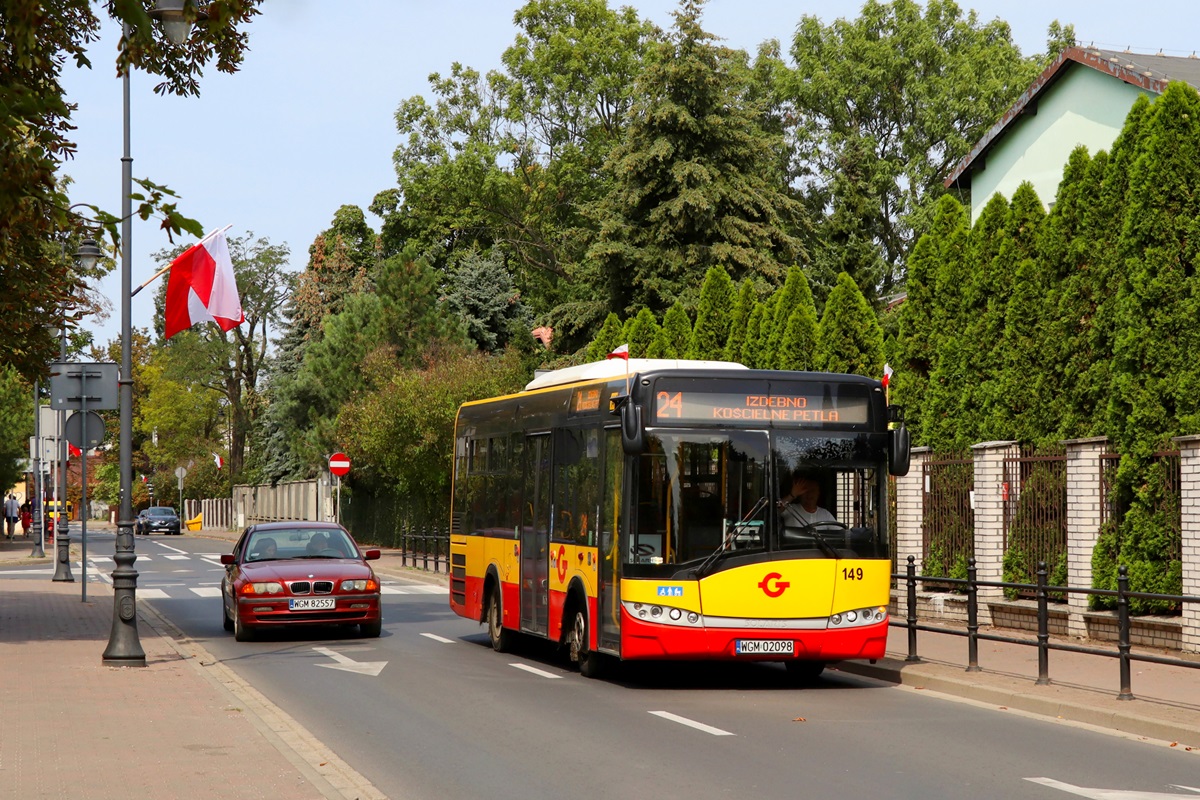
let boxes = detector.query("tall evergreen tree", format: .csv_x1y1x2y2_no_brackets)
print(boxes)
815,272,884,377
649,302,692,358
723,280,756,361
587,0,806,316
764,266,814,366
739,302,769,369
774,269,819,370
587,312,625,361
688,266,735,358
624,307,661,358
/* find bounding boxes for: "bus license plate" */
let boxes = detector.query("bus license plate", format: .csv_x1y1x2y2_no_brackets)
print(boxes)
289,598,335,611
735,639,793,656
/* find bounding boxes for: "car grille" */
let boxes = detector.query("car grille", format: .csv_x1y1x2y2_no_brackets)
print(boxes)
287,580,336,595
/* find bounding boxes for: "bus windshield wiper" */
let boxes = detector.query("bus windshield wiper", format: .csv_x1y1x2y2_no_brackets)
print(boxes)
694,496,769,579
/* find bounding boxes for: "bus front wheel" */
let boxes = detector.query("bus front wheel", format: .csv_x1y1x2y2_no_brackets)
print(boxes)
568,608,603,678
487,587,512,653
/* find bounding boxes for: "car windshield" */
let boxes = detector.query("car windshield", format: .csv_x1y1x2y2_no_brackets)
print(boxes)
244,528,358,562
147,507,176,517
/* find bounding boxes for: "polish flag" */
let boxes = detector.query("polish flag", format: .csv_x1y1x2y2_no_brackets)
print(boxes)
68,443,82,458
164,230,244,340
606,343,629,360
882,363,894,388
212,452,224,470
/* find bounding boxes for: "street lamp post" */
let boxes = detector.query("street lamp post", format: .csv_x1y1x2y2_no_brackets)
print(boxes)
29,381,44,559
103,2,204,666
51,325,73,582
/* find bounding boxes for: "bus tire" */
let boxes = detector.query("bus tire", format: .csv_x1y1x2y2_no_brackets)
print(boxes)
487,586,512,653
568,606,603,678
784,660,825,683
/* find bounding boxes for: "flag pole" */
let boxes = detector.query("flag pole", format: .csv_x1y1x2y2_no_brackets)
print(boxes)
130,224,233,297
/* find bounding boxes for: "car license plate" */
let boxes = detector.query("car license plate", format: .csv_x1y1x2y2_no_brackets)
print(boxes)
289,597,335,611
735,639,794,656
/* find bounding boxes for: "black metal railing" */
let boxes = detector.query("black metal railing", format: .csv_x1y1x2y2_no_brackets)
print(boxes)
393,523,451,574
894,555,1200,700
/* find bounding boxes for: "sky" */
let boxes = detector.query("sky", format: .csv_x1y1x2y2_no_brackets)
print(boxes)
60,0,1200,349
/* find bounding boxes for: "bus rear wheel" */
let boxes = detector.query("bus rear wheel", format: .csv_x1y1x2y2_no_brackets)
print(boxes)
486,587,512,653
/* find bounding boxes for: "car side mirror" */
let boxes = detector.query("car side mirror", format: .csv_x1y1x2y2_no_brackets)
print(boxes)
220,554,235,565
363,549,381,561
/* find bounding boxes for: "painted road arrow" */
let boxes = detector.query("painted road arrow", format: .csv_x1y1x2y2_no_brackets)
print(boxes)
1026,778,1200,798
312,646,388,676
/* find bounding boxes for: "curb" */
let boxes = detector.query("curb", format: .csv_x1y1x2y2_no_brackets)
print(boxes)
835,658,1200,749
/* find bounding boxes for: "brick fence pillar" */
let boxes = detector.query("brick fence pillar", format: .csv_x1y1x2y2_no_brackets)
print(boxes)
1173,434,1200,653
1063,436,1107,640
894,447,929,573
972,441,1019,618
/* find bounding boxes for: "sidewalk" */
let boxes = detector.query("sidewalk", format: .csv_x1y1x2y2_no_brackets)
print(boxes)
1,526,1195,800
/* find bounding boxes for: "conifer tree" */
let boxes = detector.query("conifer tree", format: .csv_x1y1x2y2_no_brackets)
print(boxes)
723,280,756,362
689,266,735,359
775,269,819,371
587,312,625,361
814,272,884,377
739,302,769,368
764,266,812,366
625,307,661,358
649,302,692,359
894,194,969,445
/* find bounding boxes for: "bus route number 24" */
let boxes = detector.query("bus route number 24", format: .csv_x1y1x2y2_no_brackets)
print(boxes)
657,391,683,418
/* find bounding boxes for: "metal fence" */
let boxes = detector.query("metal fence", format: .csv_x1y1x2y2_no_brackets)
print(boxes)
921,454,974,588
337,488,450,573
894,555,1200,700
1002,446,1067,598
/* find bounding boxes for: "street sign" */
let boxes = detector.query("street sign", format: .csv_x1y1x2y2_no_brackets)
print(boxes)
328,452,351,477
49,362,119,411
174,467,188,479
64,411,105,449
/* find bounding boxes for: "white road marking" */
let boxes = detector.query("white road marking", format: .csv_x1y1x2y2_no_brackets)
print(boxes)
312,646,388,677
137,588,169,599
381,585,447,595
153,541,188,555
509,663,562,679
420,633,455,644
163,555,190,560
648,711,735,737
1026,778,1200,798
190,587,221,597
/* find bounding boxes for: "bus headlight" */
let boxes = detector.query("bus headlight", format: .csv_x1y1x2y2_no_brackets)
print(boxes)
828,607,887,629
623,601,703,627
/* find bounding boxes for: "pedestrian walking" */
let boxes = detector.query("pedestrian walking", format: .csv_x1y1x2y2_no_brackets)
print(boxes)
20,499,32,538
4,494,19,539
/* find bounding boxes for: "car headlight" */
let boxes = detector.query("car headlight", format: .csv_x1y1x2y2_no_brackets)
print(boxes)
340,579,378,592
240,581,284,595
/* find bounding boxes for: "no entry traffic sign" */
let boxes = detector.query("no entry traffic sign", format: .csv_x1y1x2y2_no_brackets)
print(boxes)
328,452,351,477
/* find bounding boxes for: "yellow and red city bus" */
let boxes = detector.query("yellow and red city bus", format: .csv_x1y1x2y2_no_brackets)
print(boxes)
448,358,910,678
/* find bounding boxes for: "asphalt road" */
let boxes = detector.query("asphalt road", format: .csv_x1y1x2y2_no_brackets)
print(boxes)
72,531,1200,800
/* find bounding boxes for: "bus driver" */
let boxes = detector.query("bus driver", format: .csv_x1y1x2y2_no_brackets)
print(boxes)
777,469,836,527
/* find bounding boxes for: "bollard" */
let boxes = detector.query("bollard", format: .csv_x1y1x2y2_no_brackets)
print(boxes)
966,557,980,672
1116,565,1134,700
1036,561,1050,685
905,555,920,662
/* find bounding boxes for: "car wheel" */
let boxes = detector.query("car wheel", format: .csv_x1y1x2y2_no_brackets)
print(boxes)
486,586,512,653
360,618,382,638
233,607,254,642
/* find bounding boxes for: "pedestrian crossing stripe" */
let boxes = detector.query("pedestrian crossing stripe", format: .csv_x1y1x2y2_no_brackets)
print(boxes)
382,585,447,595
190,587,221,597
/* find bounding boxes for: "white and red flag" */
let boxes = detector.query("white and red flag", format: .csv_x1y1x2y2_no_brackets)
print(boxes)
164,230,244,340
882,363,894,388
606,343,629,360
212,452,224,470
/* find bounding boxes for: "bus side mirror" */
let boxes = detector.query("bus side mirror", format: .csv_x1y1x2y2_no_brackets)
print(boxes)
621,400,644,455
889,425,911,476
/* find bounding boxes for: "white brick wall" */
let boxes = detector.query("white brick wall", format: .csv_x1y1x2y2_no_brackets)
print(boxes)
894,447,928,573
1065,437,1107,639
1174,435,1200,653
971,441,1018,619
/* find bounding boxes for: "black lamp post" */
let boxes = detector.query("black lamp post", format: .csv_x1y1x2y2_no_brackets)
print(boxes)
103,1,206,667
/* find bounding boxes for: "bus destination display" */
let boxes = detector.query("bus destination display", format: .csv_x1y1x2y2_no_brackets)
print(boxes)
654,390,869,425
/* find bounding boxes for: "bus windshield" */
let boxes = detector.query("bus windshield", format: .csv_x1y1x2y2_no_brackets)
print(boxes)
630,431,770,567
629,430,889,570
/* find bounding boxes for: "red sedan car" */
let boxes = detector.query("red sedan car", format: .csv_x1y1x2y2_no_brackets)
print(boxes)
221,521,382,641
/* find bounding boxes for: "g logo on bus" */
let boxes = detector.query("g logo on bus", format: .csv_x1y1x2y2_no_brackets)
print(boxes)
758,572,790,598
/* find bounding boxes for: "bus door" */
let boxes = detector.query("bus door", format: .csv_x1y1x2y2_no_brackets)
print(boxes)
597,428,624,652
520,433,551,635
